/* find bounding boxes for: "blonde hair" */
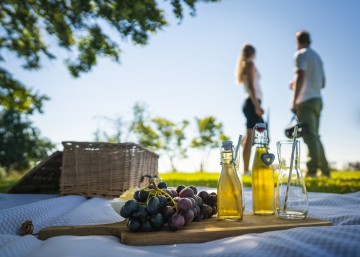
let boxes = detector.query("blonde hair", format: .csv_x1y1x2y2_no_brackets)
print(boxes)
236,44,255,84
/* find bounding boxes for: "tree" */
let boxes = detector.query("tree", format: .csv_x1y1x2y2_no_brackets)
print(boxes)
0,109,55,173
1,0,220,171
128,102,161,152
0,68,48,114
191,116,229,171
152,117,189,171
93,115,126,143
0,68,54,173
93,102,190,171
1,0,221,86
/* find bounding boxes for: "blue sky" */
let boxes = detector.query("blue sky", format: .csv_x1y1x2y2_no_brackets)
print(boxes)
6,0,360,172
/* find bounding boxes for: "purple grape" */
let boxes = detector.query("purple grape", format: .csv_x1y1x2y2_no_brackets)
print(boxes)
146,196,160,214
198,191,209,203
163,189,173,197
189,185,198,195
176,185,186,194
120,200,139,218
132,204,148,221
201,204,213,219
127,218,141,232
157,181,167,189
192,207,198,217
211,205,217,216
168,220,177,231
138,190,150,202
195,205,201,215
189,197,196,208
157,195,167,210
178,198,192,212
141,220,153,232
161,205,175,221
173,196,181,204
207,194,217,206
168,213,185,231
179,187,194,198
169,189,178,198
194,195,203,206
183,209,194,224
193,213,204,222
150,213,164,230
133,190,141,201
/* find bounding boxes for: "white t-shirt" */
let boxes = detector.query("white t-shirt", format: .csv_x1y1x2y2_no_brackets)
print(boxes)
243,69,263,101
294,47,325,104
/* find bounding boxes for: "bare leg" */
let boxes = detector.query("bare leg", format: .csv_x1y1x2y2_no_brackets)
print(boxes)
243,128,253,174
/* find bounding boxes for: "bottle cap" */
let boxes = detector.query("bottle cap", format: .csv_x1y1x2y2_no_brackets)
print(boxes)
222,141,233,151
255,123,267,132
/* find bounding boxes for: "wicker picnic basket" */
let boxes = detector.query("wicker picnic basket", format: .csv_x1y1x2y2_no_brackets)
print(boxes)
60,141,159,198
8,151,63,194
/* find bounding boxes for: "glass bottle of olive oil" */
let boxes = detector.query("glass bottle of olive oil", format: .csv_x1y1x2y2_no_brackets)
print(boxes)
217,141,244,221
251,123,275,215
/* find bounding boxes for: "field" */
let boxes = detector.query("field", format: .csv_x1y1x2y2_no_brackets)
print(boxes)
159,171,360,194
1,170,360,194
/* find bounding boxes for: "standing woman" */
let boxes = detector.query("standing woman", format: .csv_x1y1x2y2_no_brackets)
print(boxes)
236,44,264,175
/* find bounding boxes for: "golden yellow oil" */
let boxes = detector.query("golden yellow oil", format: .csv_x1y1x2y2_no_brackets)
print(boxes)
251,147,275,215
217,152,243,221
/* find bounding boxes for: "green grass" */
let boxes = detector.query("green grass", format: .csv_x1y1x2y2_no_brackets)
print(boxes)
305,171,360,194
0,171,22,193
1,170,360,194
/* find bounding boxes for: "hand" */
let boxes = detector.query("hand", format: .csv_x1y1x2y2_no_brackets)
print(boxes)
291,103,297,114
255,106,264,116
289,81,295,90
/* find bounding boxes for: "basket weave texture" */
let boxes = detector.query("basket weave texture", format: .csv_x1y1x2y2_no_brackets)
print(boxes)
8,151,62,194
60,141,159,198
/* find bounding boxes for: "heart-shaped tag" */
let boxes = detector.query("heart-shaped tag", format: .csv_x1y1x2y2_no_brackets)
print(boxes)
261,153,275,166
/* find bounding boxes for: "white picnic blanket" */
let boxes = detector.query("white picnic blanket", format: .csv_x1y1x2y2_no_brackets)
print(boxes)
1,188,360,257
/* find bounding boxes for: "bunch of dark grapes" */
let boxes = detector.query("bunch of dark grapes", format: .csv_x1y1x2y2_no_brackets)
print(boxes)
120,180,217,232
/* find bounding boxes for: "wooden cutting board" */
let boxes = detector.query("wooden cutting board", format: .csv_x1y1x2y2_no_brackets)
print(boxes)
38,213,331,246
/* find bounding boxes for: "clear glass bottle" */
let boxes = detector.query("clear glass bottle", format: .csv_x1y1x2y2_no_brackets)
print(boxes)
251,123,275,215
276,140,308,219
217,141,244,221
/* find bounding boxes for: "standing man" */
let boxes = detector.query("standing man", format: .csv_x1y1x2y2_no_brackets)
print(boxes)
290,31,330,177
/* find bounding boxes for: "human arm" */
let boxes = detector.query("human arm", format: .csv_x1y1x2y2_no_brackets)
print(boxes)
244,62,264,116
291,69,305,113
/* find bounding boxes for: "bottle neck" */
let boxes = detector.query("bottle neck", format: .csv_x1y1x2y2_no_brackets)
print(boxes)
221,151,234,165
253,142,269,148
252,123,270,146
252,131,269,146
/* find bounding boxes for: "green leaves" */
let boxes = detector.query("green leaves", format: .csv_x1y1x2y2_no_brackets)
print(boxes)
0,0,222,173
191,116,228,149
1,0,221,77
66,25,120,77
0,109,55,173
0,68,52,173
0,68,49,114
94,104,229,172
191,116,229,171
